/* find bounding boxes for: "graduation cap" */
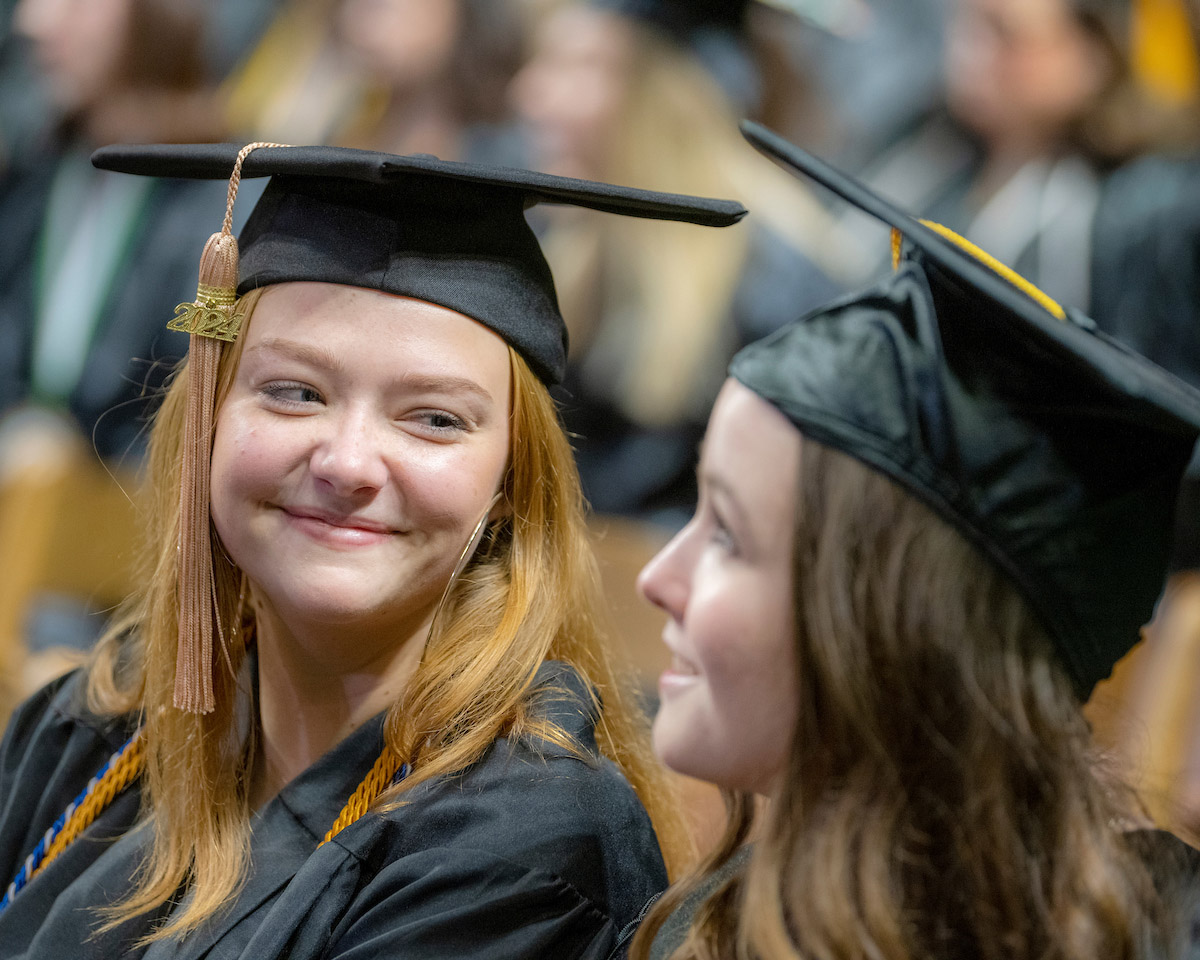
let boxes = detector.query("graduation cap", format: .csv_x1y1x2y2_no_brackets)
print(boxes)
586,0,836,43
734,120,1200,697
584,0,761,107
92,140,746,713
92,141,746,385
587,0,751,38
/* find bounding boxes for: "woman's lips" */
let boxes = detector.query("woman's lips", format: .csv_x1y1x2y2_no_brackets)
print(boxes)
282,507,394,548
658,646,701,697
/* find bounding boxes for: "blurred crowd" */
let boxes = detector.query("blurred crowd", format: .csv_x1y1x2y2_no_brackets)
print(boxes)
3,0,1200,841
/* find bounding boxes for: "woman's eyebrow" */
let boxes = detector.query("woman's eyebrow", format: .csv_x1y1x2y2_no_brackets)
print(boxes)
244,341,495,405
395,374,494,406
245,337,346,373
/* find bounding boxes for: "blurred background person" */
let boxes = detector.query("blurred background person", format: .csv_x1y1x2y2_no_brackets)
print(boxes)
223,0,528,163
768,0,949,164
940,0,1181,305
0,0,230,460
0,0,49,171
220,0,366,144
833,0,1181,306
0,0,235,715
513,0,851,531
333,0,527,160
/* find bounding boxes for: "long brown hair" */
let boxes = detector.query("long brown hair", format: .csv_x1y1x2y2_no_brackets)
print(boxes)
633,437,1175,960
85,286,688,940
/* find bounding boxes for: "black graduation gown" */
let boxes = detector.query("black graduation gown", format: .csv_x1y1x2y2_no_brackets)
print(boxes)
1088,153,1200,568
1089,153,1200,389
0,663,667,959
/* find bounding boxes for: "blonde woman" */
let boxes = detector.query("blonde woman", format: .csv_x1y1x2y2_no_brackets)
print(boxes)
0,143,745,958
513,0,847,524
630,124,1200,960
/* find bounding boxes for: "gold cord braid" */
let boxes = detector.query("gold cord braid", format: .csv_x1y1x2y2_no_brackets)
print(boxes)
33,736,147,879
222,141,290,236
8,734,402,908
319,749,405,848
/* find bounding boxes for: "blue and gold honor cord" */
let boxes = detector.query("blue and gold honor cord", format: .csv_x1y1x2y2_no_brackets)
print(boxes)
1,730,146,911
0,733,408,914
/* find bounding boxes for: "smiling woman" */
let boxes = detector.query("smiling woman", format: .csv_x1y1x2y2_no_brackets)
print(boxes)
628,125,1200,960
210,286,516,810
640,382,800,797
0,144,746,959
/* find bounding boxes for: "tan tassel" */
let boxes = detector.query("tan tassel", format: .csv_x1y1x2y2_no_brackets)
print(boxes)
171,141,288,713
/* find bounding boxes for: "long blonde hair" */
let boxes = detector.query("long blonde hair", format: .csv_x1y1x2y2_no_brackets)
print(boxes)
633,438,1175,960
542,9,843,428
85,287,688,940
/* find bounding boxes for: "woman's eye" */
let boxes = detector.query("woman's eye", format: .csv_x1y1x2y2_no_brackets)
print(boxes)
710,515,737,552
411,410,469,434
695,491,737,554
261,382,324,407
701,501,737,554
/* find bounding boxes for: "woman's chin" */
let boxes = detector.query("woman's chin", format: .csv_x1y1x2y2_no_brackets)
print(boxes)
651,710,705,780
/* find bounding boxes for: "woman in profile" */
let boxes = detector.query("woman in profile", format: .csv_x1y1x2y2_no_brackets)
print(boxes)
629,124,1200,960
0,142,746,958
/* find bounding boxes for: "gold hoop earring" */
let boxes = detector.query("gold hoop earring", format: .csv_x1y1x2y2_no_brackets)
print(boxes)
428,491,503,637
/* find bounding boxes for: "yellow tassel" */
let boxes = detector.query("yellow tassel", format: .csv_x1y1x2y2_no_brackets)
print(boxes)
918,218,1066,321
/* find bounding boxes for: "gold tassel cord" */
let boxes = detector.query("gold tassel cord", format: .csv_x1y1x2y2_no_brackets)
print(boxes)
3,736,401,910
920,219,1065,320
891,222,1067,322
175,327,223,712
171,141,288,714
319,749,405,847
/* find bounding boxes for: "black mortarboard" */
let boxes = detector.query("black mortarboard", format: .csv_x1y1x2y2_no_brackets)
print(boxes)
90,141,745,714
588,0,750,38
585,0,759,107
91,142,747,385
734,121,1200,697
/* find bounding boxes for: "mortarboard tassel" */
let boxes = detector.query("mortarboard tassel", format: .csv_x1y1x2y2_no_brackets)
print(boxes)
170,141,286,713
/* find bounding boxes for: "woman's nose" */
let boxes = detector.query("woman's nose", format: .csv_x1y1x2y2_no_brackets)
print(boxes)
309,409,391,497
637,527,692,622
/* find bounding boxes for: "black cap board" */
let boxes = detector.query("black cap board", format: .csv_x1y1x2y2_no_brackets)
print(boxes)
587,0,750,38
734,120,1200,696
91,142,747,385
